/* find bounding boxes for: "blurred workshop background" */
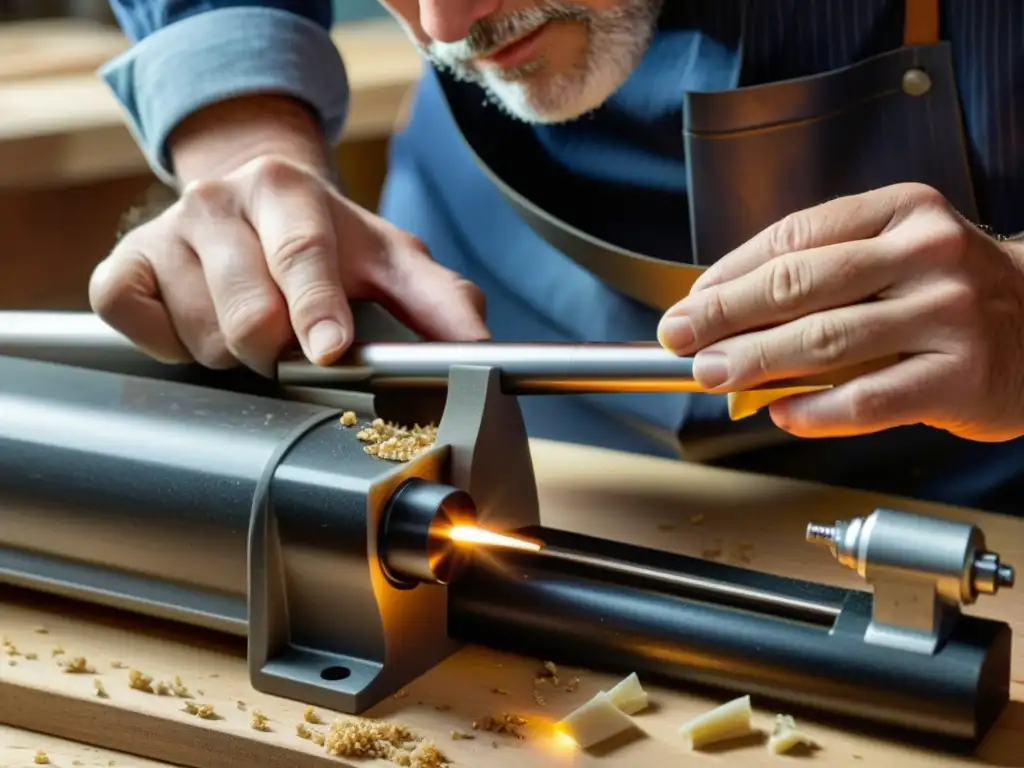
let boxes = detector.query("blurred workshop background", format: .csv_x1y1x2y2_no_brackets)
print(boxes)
0,0,418,310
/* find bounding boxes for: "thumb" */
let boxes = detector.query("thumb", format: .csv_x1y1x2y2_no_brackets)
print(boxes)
375,249,490,341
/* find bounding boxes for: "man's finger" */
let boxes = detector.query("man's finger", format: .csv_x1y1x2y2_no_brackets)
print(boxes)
152,244,238,369
185,213,292,375
767,354,947,437
688,296,927,391
659,238,896,355
89,249,193,365
241,160,354,365
371,247,491,342
688,187,904,295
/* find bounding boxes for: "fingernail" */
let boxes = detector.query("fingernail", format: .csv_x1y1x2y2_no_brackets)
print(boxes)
694,352,730,389
307,319,347,364
657,316,695,352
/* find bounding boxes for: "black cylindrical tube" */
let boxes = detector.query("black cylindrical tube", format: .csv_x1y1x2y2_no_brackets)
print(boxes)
379,479,478,586
448,533,1010,747
0,355,337,634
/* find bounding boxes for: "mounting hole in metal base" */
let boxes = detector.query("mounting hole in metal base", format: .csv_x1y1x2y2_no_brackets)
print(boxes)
321,665,352,681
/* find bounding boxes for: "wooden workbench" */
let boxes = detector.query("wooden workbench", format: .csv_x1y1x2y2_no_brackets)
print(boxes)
2,438,1022,767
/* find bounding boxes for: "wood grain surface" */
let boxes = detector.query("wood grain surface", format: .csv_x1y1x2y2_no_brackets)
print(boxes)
2,439,1022,767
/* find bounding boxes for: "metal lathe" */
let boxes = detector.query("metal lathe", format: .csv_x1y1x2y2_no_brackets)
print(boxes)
0,305,1015,752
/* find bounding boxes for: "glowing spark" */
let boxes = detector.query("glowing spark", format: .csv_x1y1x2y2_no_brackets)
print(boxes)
448,525,542,552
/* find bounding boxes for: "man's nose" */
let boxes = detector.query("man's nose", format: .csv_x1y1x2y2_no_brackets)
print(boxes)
419,0,502,42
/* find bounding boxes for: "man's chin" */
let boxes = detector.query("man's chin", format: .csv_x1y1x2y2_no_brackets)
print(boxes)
479,73,624,125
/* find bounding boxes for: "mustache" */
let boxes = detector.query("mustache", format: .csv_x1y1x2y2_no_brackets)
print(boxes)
446,2,590,58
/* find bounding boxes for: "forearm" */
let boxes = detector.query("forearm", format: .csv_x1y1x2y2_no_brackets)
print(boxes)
170,94,334,184
101,2,347,185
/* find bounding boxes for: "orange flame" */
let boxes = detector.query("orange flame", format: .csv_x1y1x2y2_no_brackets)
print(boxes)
448,525,542,552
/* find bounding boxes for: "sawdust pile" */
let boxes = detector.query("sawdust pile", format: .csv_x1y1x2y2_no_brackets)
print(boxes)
340,413,438,463
319,717,448,767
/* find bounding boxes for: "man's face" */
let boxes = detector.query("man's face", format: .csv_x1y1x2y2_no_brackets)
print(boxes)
381,0,663,124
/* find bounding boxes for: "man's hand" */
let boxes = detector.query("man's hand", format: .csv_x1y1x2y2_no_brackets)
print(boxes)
88,98,488,376
657,182,1024,442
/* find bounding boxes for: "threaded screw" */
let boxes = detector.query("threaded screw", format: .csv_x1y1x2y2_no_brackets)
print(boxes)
805,523,836,545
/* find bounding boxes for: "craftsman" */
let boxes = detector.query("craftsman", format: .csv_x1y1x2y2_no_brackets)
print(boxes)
93,1,1024,514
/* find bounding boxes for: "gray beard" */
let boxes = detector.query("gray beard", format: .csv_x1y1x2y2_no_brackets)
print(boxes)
418,0,663,125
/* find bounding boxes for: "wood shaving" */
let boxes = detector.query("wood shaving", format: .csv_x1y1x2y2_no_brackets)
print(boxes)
340,411,358,427
322,717,449,767
128,669,154,693
251,709,270,731
33,750,50,764
533,691,546,706
657,523,675,532
491,688,508,696
171,676,191,697
183,701,217,719
236,700,247,711
356,418,438,462
94,679,109,698
730,541,755,564
690,514,705,524
450,730,474,740
304,705,322,724
564,677,580,693
34,626,49,634
393,690,410,699
471,713,527,739
536,660,559,686
2,637,18,656
7,659,15,666
25,652,38,660
110,660,127,669
60,656,94,674
52,646,64,657
155,681,171,696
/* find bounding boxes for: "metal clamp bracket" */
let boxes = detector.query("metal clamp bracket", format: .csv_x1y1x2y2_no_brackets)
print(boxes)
808,508,1015,654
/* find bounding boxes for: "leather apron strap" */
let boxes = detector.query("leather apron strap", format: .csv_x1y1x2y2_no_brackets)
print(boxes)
904,0,940,46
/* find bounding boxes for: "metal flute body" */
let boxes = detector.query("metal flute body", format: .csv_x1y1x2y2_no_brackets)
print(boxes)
0,310,823,395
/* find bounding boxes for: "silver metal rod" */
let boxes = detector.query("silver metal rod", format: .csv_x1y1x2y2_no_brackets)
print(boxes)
502,543,842,624
0,310,838,395
278,342,706,393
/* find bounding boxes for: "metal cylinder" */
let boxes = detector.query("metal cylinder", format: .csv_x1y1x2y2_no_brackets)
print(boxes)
808,510,1015,603
0,355,339,634
278,342,706,393
379,479,478,586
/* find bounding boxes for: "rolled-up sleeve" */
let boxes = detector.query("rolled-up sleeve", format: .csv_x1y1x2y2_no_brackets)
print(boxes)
101,2,348,184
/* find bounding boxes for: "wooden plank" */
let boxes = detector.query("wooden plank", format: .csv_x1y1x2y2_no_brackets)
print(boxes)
1,439,1022,767
0,19,422,189
1,723,171,767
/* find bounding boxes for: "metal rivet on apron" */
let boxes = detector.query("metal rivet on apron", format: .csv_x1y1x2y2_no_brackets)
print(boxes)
902,68,932,97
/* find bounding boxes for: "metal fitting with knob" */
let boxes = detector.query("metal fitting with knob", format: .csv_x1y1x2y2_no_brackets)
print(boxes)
806,509,1016,653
